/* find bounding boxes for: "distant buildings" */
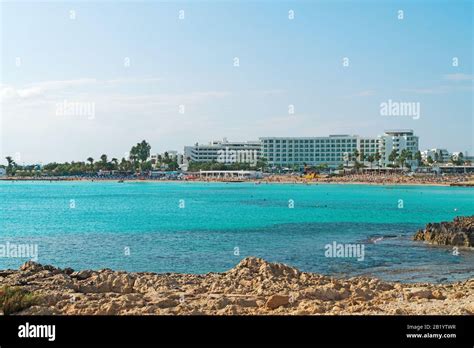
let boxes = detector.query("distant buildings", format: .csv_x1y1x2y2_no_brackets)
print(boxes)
150,151,184,164
421,148,450,162
181,130,474,170
0,168,6,177
184,138,262,164
150,150,185,170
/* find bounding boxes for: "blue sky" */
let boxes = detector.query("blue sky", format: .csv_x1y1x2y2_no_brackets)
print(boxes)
1,0,472,163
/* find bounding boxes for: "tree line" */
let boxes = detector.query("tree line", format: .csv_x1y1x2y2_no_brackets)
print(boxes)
2,140,178,177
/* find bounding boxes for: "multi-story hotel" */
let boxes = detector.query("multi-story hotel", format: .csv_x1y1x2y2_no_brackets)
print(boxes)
184,138,262,163
260,135,368,167
378,130,419,166
261,130,419,168
185,130,419,168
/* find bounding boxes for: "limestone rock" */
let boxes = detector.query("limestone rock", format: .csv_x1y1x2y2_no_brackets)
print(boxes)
265,294,289,309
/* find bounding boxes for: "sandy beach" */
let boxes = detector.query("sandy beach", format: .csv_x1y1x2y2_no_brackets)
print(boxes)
1,174,473,187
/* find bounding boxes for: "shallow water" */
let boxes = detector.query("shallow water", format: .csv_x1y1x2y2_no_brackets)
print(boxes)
0,181,473,283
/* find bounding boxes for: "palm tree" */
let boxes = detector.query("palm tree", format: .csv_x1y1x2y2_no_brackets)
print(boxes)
388,149,398,166
5,156,15,176
399,149,411,168
414,151,422,166
87,157,94,170
353,149,360,162
367,154,375,169
374,152,381,168
111,158,118,170
129,140,151,173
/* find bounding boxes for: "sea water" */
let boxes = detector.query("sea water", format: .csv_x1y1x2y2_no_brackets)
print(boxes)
0,181,473,283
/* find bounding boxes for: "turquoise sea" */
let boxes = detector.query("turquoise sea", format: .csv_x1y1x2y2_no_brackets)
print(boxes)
0,181,473,283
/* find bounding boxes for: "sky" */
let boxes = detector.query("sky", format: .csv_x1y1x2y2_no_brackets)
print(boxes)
0,0,472,164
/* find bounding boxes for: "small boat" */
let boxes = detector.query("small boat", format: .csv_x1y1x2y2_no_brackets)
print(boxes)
118,179,124,183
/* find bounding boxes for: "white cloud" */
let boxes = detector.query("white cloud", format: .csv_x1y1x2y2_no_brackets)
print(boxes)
0,77,165,102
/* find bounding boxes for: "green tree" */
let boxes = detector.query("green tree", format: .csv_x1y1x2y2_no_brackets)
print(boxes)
352,149,360,164
111,158,118,170
130,140,151,172
414,151,422,165
256,157,268,172
388,149,398,165
138,140,151,163
87,157,94,170
374,152,381,167
5,156,15,176
399,149,411,168
367,154,375,169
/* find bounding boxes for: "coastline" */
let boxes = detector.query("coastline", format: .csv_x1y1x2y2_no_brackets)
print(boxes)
1,177,471,187
1,257,472,315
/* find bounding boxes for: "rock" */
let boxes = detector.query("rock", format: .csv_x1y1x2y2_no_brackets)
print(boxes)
156,298,179,308
71,270,93,280
407,289,433,299
20,261,45,272
354,287,373,300
211,297,230,310
265,294,290,309
1,256,471,315
99,302,120,315
451,292,464,299
305,285,341,301
464,303,474,314
228,257,300,280
432,290,446,300
233,298,258,308
414,216,474,247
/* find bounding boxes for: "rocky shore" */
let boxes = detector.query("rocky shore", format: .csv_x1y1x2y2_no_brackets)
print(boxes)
1,257,472,315
414,216,474,247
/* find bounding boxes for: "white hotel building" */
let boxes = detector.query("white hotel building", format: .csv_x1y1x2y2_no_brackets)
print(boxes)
184,138,262,163
185,130,419,168
261,130,418,168
378,130,419,166
261,135,378,167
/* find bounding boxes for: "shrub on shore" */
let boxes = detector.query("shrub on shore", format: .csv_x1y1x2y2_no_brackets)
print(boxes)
0,286,37,315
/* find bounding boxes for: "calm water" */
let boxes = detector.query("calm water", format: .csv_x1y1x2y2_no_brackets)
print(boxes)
0,181,473,283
